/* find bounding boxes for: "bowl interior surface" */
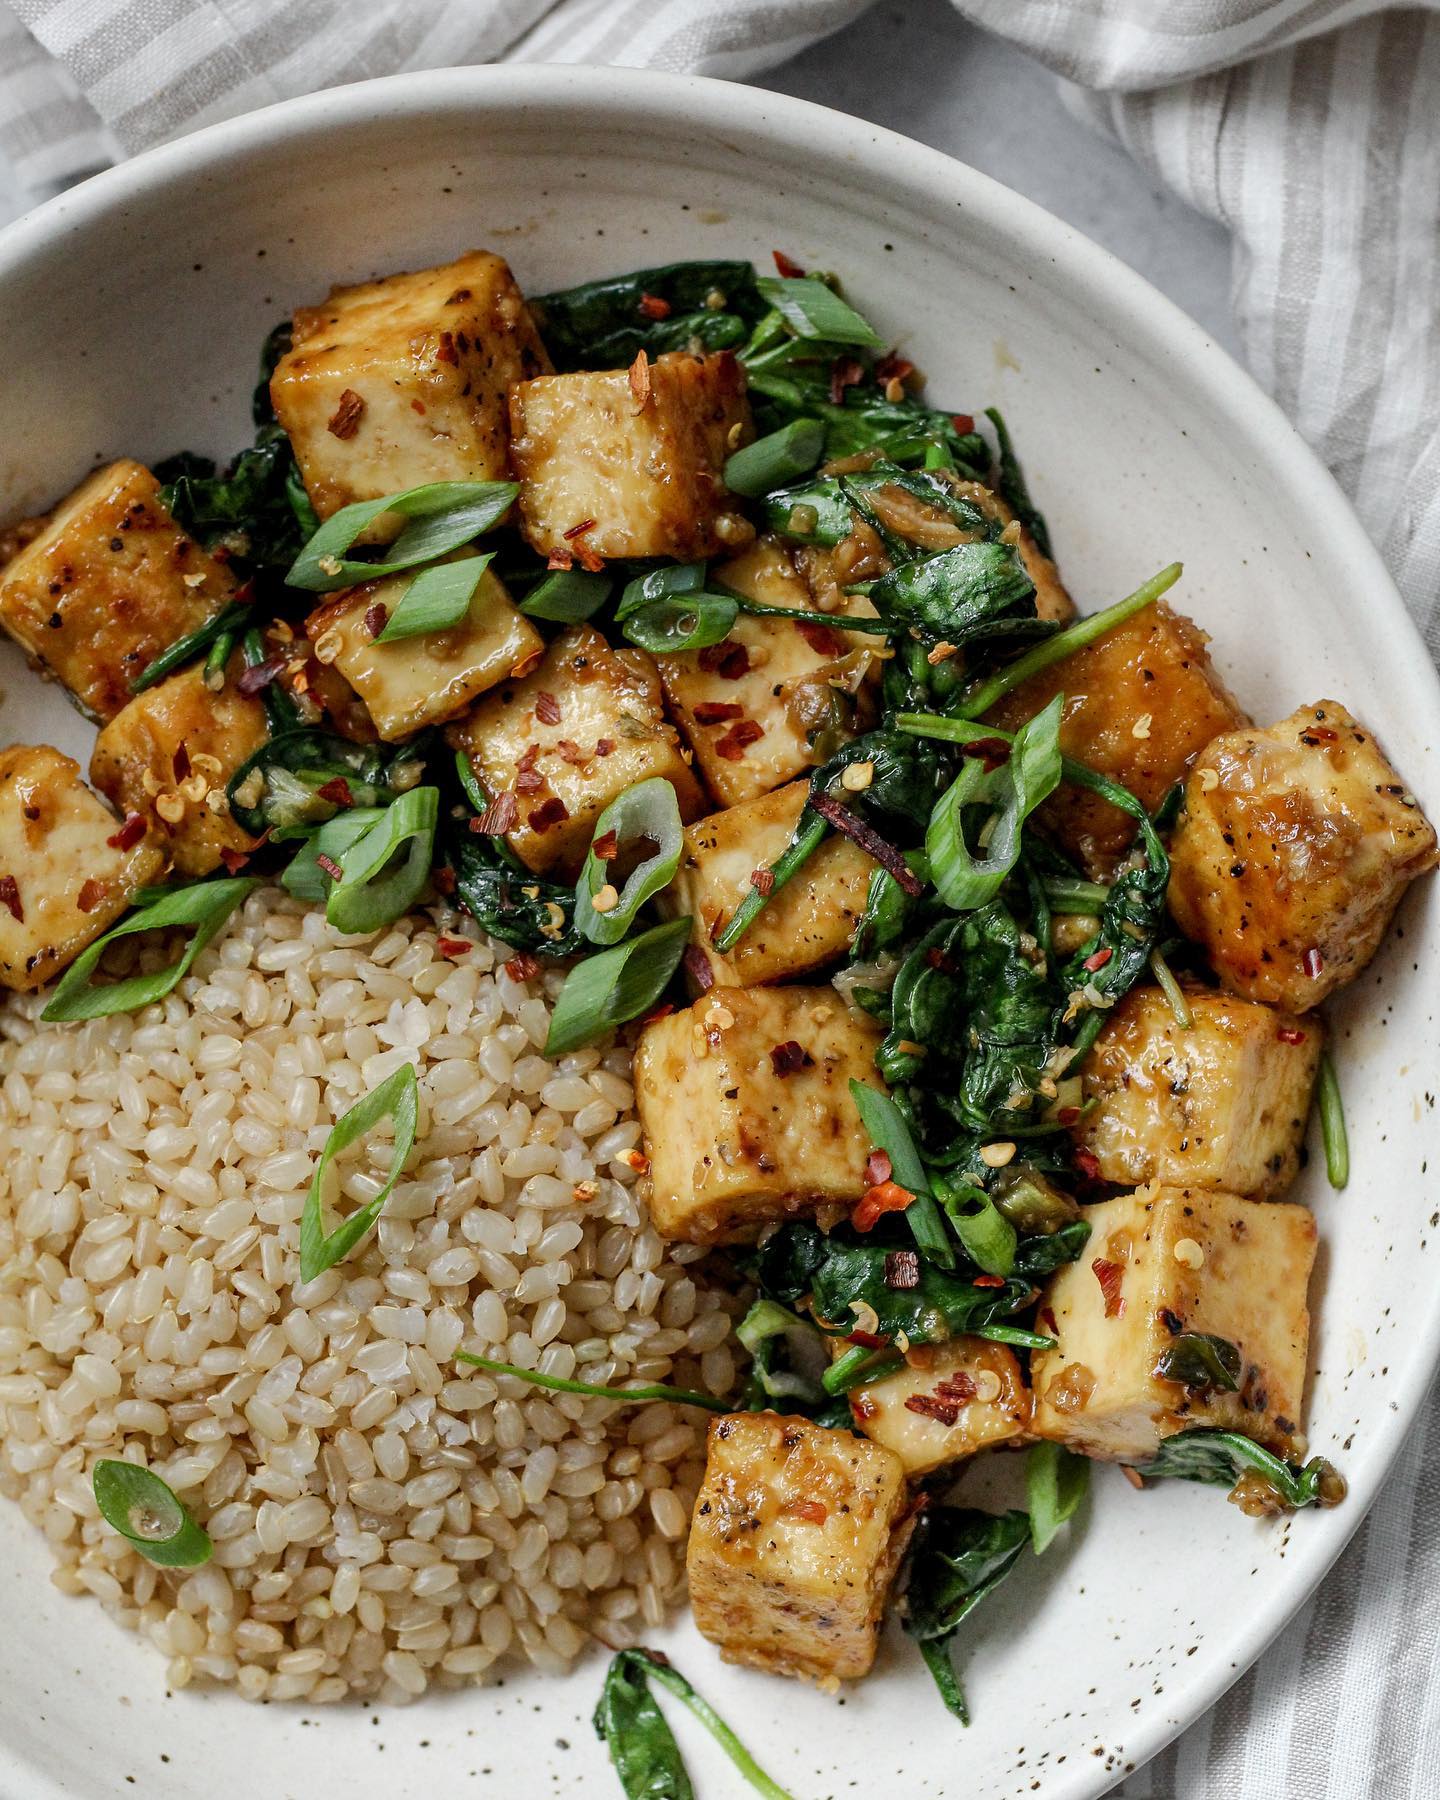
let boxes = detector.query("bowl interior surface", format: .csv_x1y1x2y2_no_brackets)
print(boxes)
0,66,1436,1800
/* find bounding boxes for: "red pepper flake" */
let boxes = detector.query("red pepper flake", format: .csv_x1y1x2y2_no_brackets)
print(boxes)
0,876,23,923
315,853,345,882
327,388,365,439
236,657,284,696
925,946,957,974
697,640,751,679
505,952,541,982
865,1149,893,1188
556,738,589,765
971,1274,1006,1289
682,945,715,993
1092,1258,1125,1318
594,738,616,758
218,847,251,874
436,936,471,958
316,776,354,807
1038,1306,1059,1336
471,791,518,835
1303,946,1325,980
528,796,570,834
715,719,765,761
515,768,545,793
809,790,925,896
562,518,597,542
435,331,459,366
638,292,672,320
829,356,865,405
171,743,191,783
534,690,562,726
232,579,255,608
784,1497,828,1525
1277,1025,1307,1045
363,603,388,639
772,249,806,278
547,547,575,571
628,348,652,411
692,700,744,725
958,736,1011,771
874,352,915,387
850,1394,879,1423
749,866,775,897
848,1329,888,1351
1056,1105,1081,1128
1083,946,1113,973
1073,1147,1102,1182
575,543,606,574
593,829,620,862
769,1040,814,1077
640,1001,676,1025
884,1248,920,1290
853,1179,915,1232
432,865,456,897
76,879,103,914
951,413,976,434
797,619,845,657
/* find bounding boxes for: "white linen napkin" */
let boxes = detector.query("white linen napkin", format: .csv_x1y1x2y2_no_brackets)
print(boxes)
2,3,1439,1795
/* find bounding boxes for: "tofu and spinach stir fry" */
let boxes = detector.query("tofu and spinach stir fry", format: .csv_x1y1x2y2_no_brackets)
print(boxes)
0,246,1434,1772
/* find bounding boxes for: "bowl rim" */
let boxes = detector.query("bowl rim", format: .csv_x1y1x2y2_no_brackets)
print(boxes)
1,60,1437,1799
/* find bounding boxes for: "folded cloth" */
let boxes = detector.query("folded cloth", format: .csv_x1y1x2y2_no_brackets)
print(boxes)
2,3,1440,1796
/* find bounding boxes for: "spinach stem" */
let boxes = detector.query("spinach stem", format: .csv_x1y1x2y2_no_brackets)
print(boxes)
643,1659,798,1800
1042,876,1110,911
1148,947,1194,1028
822,1343,905,1396
1317,1053,1349,1190
455,1352,728,1412
712,810,829,953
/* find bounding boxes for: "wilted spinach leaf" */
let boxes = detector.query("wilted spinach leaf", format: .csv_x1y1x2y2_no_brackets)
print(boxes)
534,259,765,370
1154,1332,1242,1393
867,539,1043,646
448,834,584,958
903,1508,1031,1723
1132,1431,1345,1512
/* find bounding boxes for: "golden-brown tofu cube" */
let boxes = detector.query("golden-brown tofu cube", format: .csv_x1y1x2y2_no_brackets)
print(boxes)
687,1411,911,1684
634,985,883,1245
0,745,165,991
660,780,875,990
843,1337,1032,1477
987,601,1246,874
0,460,240,722
306,557,542,742
1168,699,1438,1011
1030,1184,1315,1462
445,623,703,876
270,250,550,525
508,350,753,561
659,537,881,808
1075,984,1321,1199
89,660,269,878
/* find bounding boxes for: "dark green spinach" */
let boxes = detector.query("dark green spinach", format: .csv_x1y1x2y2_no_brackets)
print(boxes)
903,1508,1031,1723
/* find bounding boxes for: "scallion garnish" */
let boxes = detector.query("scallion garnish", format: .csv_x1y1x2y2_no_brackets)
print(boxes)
92,1459,213,1567
280,808,385,903
1025,1442,1089,1554
130,600,252,696
374,553,493,641
615,559,707,622
575,778,684,946
519,568,613,623
1317,1052,1349,1190
723,418,825,497
324,785,438,933
543,916,692,1056
934,1177,1018,1277
41,877,260,1023
755,275,884,348
849,1078,955,1270
455,1352,726,1410
621,591,738,654
286,479,518,592
299,1062,419,1282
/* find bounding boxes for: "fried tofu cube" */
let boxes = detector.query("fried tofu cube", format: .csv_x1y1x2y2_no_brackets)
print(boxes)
89,660,269,878
508,350,753,561
634,985,883,1244
305,557,542,742
659,537,881,807
0,460,240,722
1168,699,1438,1010
986,601,1245,875
445,623,703,876
843,1337,1032,1477
1074,984,1321,1199
1029,1184,1316,1462
271,250,550,527
0,745,165,991
687,1411,911,1683
659,781,875,989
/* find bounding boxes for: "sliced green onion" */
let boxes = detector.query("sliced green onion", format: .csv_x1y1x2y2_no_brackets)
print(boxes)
544,915,692,1056
926,694,1063,911
92,1460,212,1568
1026,1442,1089,1554
957,562,1183,719
723,419,826,497
712,810,829,954
822,1343,905,1396
325,785,438,933
41,877,260,1023
615,560,707,622
848,1079,955,1270
576,777,684,947
935,1178,1017,1278
129,600,251,695
755,276,884,348
519,568,612,623
1149,947,1194,1029
374,553,493,642
923,440,956,471
455,1352,727,1411
621,592,738,654
1317,1052,1349,1190
287,480,518,592
280,808,385,902
973,1323,1054,1350
299,1062,419,1282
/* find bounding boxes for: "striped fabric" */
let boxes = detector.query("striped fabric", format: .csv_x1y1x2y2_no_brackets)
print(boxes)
2,2,1439,1793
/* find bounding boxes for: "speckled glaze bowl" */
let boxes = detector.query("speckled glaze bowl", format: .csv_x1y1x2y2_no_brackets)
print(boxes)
1,64,1436,1800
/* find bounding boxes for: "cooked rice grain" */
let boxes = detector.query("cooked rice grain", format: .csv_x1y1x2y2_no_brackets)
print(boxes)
0,890,731,1704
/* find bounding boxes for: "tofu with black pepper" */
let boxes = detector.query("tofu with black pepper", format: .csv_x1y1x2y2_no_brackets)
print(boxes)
633,985,884,1244
270,250,550,526
842,1337,1032,1477
659,536,882,808
687,1411,911,1684
1029,1184,1316,1463
1074,983,1322,1198
508,350,753,561
986,600,1246,875
0,460,241,722
90,659,269,877
660,779,875,989
1167,699,1438,1011
306,555,542,741
0,745,165,991
444,623,703,877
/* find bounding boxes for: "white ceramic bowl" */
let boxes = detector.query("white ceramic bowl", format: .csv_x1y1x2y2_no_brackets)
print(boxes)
1,64,1437,1800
